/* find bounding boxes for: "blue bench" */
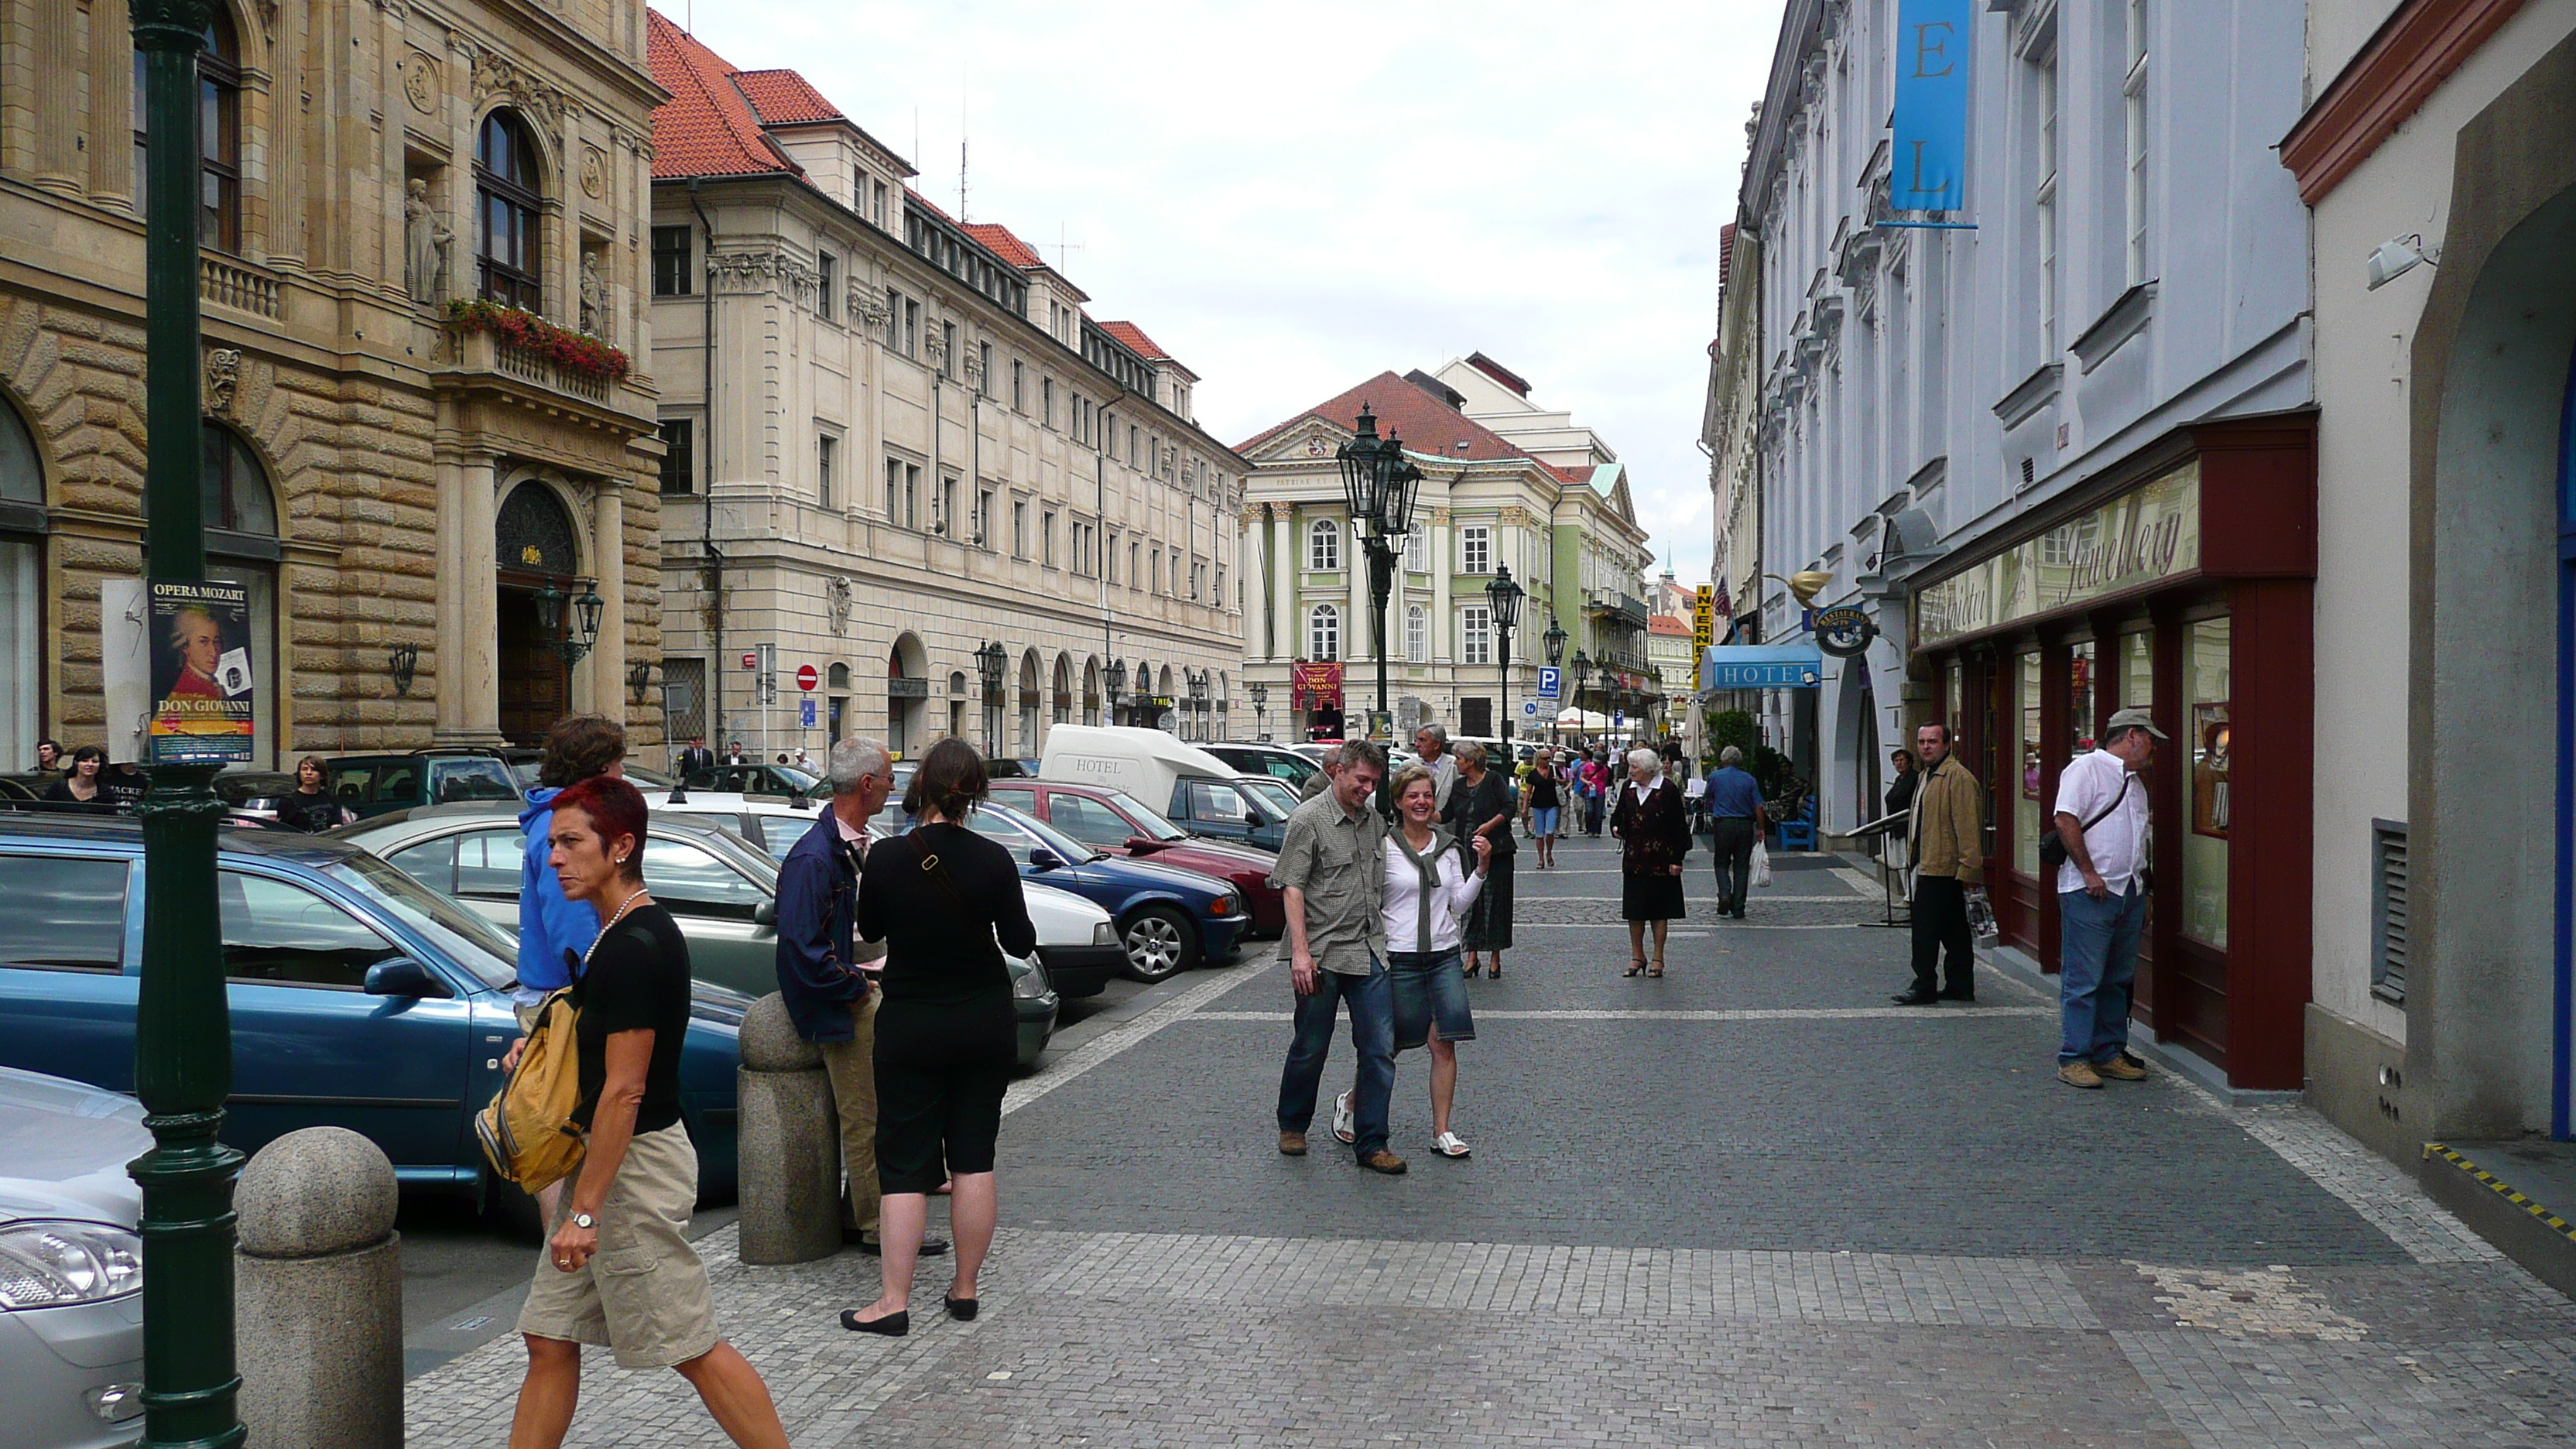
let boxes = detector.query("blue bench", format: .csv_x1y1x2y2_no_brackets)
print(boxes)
1773,800,1817,852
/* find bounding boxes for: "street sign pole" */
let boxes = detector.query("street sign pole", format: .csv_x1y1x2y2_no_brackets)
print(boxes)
129,5,245,1447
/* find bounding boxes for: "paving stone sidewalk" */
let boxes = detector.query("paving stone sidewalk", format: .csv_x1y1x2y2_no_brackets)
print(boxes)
405,838,2576,1447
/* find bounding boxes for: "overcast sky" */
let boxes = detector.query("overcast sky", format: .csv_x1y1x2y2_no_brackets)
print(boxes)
672,1,1785,586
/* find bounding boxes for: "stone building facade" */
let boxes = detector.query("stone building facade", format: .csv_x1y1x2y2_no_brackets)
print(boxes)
1237,369,1652,745
646,16,1244,765
0,0,668,768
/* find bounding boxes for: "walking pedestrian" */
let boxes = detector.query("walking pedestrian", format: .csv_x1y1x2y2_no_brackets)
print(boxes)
1893,722,1982,1006
1373,763,1490,1159
1883,748,1920,817
839,738,1036,1334
2051,707,2163,1089
774,738,947,1259
1411,724,1459,814
42,745,111,813
1273,738,1406,1174
724,740,749,766
1446,742,1516,978
33,738,63,773
1704,746,1766,918
516,714,625,1227
1610,747,1690,977
507,775,790,1449
1581,752,1612,837
1525,748,1564,869
677,734,715,779
275,755,349,834
1299,742,1342,801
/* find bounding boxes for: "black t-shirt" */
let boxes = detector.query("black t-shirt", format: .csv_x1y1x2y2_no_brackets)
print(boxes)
572,903,692,1135
276,790,344,834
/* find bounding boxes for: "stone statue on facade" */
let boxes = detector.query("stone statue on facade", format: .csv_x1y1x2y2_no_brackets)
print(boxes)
580,252,608,335
403,179,451,302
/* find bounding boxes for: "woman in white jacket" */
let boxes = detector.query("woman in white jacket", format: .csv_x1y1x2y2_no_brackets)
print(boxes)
1337,762,1492,1159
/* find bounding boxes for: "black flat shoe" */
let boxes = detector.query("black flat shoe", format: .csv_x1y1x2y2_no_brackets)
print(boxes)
1890,990,1941,1006
840,1308,908,1336
855,1235,951,1257
944,1294,979,1322
1937,987,1976,1002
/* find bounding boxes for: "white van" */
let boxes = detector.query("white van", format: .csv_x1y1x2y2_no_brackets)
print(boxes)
1039,724,1235,804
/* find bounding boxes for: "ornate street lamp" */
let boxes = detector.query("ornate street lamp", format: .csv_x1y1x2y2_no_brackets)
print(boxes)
1187,667,1209,740
1543,615,1567,666
1335,403,1423,734
1485,564,1523,745
529,580,606,666
1103,658,1127,724
128,3,242,1444
1247,680,1269,741
1570,649,1593,735
975,641,1008,753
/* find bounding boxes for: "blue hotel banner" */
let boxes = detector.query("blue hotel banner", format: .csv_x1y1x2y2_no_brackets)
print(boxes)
1890,0,1973,214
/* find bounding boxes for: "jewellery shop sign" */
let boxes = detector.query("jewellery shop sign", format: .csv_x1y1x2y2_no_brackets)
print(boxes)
1913,462,2201,649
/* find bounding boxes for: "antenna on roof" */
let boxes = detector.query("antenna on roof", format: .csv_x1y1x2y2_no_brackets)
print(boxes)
957,73,971,221
1053,221,1084,273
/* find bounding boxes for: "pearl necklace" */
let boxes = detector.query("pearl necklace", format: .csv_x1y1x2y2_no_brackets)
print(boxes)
581,886,650,974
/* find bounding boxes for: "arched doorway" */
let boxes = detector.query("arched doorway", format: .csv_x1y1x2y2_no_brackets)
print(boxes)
887,632,928,758
827,661,851,748
1017,649,1040,756
494,479,581,746
1082,657,1101,726
1051,654,1072,727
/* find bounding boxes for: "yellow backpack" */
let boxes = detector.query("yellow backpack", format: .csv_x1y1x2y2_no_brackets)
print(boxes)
475,988,586,1193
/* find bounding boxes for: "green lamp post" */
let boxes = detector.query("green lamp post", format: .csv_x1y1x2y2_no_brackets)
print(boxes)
129,3,246,1446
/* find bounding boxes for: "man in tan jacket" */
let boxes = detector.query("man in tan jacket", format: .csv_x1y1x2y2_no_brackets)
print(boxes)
1896,721,1984,1005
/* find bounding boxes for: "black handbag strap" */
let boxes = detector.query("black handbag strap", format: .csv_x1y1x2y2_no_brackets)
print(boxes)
2076,771,2132,835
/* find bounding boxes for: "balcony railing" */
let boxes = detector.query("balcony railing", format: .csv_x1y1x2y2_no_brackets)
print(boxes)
445,325,611,405
199,254,279,318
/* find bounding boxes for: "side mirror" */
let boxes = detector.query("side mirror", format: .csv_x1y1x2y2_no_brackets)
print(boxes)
363,957,450,999
1244,812,1263,828
1028,848,1064,871
753,900,778,927
1125,835,1165,855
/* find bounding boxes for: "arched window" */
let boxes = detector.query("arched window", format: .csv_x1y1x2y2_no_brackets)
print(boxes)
1405,605,1428,663
0,397,46,768
1307,518,1340,570
1308,605,1341,663
1050,654,1072,724
475,111,545,312
132,9,242,251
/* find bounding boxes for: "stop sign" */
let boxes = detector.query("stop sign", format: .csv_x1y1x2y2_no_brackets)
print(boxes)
796,663,819,692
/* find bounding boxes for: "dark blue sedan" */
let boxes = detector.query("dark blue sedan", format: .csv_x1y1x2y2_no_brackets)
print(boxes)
876,800,1249,983
0,815,746,1201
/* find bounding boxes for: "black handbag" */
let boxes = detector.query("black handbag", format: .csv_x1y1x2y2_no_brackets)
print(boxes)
2038,772,2130,872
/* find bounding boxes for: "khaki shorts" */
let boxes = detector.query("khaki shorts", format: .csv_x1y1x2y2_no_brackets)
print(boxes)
516,1123,719,1368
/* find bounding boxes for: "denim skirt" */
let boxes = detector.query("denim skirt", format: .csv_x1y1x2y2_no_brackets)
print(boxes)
1388,948,1476,1050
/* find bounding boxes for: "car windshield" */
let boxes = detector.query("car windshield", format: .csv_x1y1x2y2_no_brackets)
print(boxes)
432,759,526,804
981,801,1102,864
1106,792,1191,842
322,854,519,990
1238,779,1298,820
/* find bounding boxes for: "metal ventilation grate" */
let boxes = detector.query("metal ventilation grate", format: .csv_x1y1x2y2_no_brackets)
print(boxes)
2371,820,2408,1005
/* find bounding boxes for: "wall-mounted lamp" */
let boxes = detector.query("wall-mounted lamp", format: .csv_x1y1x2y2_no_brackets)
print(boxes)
389,643,420,697
2365,234,2438,291
628,660,653,705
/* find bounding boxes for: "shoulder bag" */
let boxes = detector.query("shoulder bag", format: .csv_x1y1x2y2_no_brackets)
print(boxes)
2037,769,2131,872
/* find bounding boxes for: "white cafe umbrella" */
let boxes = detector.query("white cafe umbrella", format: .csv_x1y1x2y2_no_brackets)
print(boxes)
1554,707,1608,731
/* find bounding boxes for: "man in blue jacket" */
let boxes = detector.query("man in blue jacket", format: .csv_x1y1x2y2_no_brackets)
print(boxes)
776,736,946,1256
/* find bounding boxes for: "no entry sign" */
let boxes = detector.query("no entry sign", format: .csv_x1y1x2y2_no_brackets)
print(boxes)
796,663,820,692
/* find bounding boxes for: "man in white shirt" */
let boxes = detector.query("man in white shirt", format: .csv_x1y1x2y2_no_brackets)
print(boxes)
2051,706,2165,1090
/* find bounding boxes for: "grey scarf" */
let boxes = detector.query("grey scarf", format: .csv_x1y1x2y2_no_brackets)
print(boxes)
1388,825,1464,954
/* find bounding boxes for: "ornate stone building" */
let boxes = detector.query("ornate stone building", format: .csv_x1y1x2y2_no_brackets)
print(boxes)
0,0,667,766
1237,368,1653,744
646,15,1245,762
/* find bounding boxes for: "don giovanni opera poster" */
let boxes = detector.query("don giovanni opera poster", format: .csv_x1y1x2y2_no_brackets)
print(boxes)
147,581,254,764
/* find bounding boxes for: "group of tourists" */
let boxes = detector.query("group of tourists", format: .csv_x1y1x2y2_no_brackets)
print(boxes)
26,738,354,829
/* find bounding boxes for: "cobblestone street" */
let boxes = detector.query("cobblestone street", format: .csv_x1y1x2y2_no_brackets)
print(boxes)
404,835,2576,1447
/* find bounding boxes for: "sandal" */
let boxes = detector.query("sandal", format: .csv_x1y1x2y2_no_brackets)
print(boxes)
1648,958,1666,978
1624,958,1646,977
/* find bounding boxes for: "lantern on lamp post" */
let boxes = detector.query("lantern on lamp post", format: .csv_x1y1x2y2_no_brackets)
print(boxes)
1247,680,1269,741
975,641,1008,753
1485,564,1523,746
1335,402,1422,733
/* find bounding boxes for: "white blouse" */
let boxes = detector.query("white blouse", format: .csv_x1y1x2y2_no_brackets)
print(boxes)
1380,831,1486,954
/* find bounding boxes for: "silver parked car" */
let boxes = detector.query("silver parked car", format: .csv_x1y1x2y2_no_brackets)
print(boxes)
0,1066,149,1449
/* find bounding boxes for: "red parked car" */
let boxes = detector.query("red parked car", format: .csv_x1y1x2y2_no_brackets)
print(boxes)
986,780,1287,940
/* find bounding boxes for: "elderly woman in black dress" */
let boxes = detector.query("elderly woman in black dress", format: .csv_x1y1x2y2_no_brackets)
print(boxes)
1444,742,1516,978
841,738,1037,1337
1609,745,1690,978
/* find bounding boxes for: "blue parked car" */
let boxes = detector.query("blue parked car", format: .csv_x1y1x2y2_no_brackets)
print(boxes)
0,814,746,1202
876,800,1249,984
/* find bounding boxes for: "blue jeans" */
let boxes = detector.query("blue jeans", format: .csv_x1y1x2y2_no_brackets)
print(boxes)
1276,954,1395,1157
2057,885,2146,1066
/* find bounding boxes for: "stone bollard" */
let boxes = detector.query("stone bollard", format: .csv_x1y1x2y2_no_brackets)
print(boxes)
736,992,843,1265
235,1126,402,1449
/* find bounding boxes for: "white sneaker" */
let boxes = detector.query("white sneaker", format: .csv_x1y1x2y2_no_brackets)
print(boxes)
1332,1091,1356,1145
1430,1131,1472,1159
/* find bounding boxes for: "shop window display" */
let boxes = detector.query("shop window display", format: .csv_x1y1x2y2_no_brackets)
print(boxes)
2016,651,2043,877
2183,618,2231,947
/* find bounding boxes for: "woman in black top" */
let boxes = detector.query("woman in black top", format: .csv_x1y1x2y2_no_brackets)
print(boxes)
275,755,347,834
1443,742,1516,978
42,746,113,814
1609,746,1692,977
1525,747,1563,870
841,738,1037,1338
508,774,790,1449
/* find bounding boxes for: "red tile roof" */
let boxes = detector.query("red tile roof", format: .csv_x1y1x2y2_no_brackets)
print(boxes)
1237,371,1536,464
961,223,1045,269
1098,321,1168,361
1541,461,1595,488
647,12,798,180
731,68,843,126
1649,613,1692,635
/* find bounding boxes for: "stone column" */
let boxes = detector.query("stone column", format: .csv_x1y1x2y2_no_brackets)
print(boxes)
234,1128,402,1449
588,480,626,724
1269,502,1293,665
32,0,79,193
735,995,841,1266
436,450,502,743
87,0,134,204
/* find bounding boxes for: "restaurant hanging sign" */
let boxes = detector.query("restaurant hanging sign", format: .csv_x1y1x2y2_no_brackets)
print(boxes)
1890,0,1974,214
1913,461,2201,649
1290,660,1344,711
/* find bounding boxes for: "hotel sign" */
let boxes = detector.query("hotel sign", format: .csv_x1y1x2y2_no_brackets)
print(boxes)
1914,461,2201,648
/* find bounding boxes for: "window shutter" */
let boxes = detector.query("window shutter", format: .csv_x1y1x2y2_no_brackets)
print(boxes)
2370,820,2407,1005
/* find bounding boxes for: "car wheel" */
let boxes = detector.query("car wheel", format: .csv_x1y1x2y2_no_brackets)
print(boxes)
1119,904,1198,983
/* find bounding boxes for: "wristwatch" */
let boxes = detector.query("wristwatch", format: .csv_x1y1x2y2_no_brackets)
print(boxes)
570,1211,597,1231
